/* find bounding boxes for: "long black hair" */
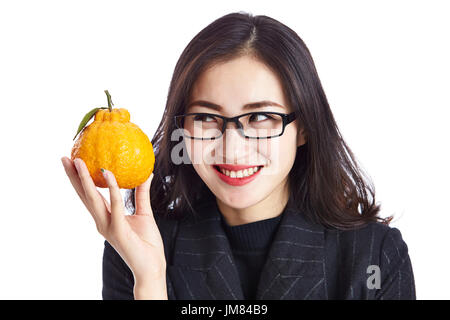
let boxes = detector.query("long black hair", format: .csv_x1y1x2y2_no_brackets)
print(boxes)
125,11,392,230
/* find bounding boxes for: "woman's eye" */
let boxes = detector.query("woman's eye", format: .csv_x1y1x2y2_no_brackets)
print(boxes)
194,115,216,122
250,113,272,122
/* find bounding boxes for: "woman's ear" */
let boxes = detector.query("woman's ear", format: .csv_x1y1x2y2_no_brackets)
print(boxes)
297,128,307,147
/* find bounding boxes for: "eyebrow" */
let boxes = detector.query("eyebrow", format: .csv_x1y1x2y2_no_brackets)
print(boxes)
186,100,286,111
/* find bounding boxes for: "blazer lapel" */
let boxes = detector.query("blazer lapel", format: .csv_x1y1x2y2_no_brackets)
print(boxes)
167,200,327,300
255,207,328,300
167,200,244,300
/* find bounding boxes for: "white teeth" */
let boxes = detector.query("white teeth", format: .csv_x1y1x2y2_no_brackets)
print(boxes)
217,166,262,178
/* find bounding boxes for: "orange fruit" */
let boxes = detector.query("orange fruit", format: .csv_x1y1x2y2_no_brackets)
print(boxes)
71,90,154,189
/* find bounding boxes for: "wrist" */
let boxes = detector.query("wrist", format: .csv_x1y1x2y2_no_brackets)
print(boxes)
134,274,168,300
133,261,167,284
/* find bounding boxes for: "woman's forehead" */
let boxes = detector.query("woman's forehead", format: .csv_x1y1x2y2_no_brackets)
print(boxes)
189,56,289,113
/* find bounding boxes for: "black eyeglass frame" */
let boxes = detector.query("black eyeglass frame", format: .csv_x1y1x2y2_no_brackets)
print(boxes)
174,111,297,140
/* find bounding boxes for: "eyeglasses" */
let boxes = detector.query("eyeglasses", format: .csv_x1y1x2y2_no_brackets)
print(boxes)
174,111,297,140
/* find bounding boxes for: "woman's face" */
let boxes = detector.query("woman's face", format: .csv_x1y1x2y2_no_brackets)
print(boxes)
184,55,306,210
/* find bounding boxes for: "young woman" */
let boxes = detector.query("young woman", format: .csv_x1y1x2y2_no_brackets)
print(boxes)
61,12,415,300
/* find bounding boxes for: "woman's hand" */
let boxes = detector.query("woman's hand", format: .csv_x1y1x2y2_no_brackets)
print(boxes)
61,156,167,299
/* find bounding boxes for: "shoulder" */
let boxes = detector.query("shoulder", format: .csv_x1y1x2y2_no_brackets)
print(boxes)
322,221,415,299
325,221,407,253
333,220,383,240
323,221,412,273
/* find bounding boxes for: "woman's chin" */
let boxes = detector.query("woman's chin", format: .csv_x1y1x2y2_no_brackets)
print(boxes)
215,191,261,210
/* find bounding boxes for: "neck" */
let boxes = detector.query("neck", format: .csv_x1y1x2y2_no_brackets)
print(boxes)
216,178,290,226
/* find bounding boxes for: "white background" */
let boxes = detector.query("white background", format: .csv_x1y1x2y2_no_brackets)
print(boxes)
0,0,448,299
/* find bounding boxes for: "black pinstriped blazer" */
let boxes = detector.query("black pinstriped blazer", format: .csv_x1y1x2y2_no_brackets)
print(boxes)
102,199,416,300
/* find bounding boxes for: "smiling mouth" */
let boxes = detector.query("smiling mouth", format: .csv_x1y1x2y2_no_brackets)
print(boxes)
213,165,264,178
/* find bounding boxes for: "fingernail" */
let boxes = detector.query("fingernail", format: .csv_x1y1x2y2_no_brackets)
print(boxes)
101,168,107,178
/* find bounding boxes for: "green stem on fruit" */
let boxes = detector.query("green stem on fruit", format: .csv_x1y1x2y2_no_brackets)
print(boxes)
104,90,114,112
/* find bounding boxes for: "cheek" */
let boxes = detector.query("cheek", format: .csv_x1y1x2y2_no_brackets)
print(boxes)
185,139,198,164
258,128,298,176
185,139,205,160
186,140,208,187
185,139,215,172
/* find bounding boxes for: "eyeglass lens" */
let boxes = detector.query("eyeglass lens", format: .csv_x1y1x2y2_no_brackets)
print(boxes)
181,113,284,139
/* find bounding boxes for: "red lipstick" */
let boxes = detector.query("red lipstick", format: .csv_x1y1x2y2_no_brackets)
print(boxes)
212,164,264,186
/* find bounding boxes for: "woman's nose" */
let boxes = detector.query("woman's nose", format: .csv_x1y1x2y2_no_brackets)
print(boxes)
220,121,247,161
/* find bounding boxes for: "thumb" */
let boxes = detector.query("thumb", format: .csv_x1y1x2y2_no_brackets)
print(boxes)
135,172,154,216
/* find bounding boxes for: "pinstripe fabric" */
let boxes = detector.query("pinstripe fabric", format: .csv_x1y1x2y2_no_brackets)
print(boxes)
102,199,416,300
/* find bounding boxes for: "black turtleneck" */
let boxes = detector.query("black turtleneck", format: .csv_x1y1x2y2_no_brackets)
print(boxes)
220,212,283,300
